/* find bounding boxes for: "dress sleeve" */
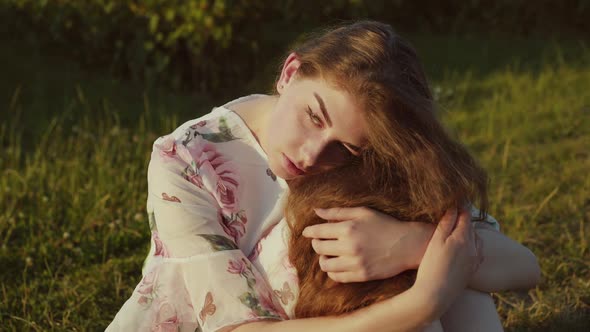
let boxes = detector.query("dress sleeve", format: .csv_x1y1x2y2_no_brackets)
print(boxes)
106,133,287,332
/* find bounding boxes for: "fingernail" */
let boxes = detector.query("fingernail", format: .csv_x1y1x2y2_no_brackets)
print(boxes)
311,239,320,251
302,228,309,237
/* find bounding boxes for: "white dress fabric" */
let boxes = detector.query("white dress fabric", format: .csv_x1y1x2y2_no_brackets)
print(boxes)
107,95,292,332
106,95,500,331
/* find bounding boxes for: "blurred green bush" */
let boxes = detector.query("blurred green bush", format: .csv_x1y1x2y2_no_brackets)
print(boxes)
2,0,588,94
2,0,270,93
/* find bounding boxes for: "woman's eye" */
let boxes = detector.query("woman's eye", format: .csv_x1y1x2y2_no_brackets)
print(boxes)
306,107,322,127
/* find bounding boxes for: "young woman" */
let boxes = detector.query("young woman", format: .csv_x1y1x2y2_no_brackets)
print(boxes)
107,21,540,332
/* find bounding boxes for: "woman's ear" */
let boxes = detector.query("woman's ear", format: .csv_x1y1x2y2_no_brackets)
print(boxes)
277,52,301,94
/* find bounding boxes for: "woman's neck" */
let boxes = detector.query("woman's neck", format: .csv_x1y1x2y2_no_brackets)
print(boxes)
228,94,277,152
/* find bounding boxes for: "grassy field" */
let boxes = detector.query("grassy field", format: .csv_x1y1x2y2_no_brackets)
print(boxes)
1,33,589,331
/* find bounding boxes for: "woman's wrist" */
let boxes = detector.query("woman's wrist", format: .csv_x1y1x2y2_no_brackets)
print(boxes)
406,282,445,321
358,285,441,330
407,222,435,270
397,285,443,330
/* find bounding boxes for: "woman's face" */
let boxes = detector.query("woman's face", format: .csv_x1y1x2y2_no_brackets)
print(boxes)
263,54,368,180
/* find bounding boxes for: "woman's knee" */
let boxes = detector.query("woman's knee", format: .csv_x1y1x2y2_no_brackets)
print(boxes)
440,289,503,332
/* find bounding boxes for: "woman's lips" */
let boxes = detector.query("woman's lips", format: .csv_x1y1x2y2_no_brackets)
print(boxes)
282,153,305,176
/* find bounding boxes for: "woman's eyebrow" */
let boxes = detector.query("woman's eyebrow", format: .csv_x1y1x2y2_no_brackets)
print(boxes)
313,92,332,127
314,92,363,151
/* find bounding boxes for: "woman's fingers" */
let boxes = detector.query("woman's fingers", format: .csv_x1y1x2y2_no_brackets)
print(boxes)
432,208,458,243
454,208,480,272
302,220,358,239
414,206,475,308
452,209,472,240
326,271,366,283
311,238,350,256
318,255,357,273
302,223,340,239
324,255,381,282
452,209,477,256
313,206,367,221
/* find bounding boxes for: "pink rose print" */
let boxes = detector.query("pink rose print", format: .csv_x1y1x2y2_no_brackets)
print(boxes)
168,134,240,213
194,147,239,212
137,270,157,306
154,301,179,332
154,135,178,159
217,180,237,209
138,296,149,306
190,120,207,129
153,133,198,171
219,211,247,243
152,231,169,257
247,242,262,261
161,193,181,203
183,165,204,188
227,258,249,275
222,222,243,244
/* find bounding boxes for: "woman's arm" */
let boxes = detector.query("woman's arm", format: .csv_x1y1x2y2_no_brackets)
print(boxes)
303,208,541,292
229,209,477,332
225,286,434,332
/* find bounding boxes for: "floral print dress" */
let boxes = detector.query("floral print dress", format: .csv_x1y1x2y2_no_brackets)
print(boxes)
107,95,294,332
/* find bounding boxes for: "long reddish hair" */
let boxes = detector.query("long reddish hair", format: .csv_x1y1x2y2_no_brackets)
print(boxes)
283,21,488,318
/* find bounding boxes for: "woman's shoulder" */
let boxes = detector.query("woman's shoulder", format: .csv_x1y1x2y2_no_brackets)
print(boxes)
148,94,286,207
149,105,260,187
166,106,242,143
161,95,268,153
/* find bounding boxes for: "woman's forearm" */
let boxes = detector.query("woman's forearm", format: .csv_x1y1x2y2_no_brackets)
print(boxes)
468,226,541,292
227,286,437,332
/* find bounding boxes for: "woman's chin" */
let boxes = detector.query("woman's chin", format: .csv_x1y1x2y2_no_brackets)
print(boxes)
274,168,295,181
269,163,296,181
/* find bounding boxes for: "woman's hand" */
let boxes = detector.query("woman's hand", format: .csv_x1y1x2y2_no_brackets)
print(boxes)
301,206,435,283
414,208,478,317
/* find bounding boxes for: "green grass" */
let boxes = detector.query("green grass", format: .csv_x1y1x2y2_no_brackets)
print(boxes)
1,34,589,331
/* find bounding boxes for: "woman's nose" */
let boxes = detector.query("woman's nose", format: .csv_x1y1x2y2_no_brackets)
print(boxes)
300,139,326,170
